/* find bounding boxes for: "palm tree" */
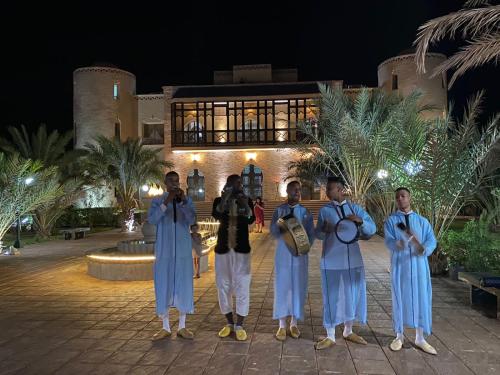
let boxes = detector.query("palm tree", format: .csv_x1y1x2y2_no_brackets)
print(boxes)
385,92,500,273
0,124,87,238
32,178,85,239
298,84,427,205
0,153,60,244
84,136,173,230
0,124,86,176
414,1,500,87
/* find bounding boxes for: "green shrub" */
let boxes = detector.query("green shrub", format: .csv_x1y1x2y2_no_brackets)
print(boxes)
441,218,500,273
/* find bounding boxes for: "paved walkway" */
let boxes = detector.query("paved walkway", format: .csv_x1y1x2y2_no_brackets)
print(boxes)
0,230,499,375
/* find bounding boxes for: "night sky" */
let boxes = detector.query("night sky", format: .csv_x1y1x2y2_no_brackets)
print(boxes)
1,1,498,137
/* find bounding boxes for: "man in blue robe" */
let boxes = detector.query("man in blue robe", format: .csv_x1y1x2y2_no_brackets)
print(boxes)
148,171,196,341
315,176,376,350
384,187,437,355
270,181,315,341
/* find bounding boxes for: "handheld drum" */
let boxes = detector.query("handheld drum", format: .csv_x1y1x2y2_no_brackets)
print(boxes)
277,212,311,257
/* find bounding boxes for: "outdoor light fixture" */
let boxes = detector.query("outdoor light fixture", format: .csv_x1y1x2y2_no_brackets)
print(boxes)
141,184,150,192
403,160,423,176
377,169,388,179
246,152,257,161
198,188,204,193
191,153,201,162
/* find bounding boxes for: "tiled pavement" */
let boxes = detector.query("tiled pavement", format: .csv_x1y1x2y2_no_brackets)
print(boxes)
0,230,499,374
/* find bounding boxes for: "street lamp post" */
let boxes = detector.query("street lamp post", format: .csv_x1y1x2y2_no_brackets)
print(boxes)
13,211,22,248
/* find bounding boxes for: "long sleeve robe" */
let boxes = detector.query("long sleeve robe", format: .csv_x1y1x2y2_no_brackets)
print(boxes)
384,211,436,335
271,203,315,321
315,201,376,328
148,192,196,316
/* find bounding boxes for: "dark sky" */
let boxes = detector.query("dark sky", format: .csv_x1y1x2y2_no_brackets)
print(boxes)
1,0,498,137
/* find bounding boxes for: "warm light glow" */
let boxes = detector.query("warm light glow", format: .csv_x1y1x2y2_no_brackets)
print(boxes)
197,221,220,225
303,152,313,159
377,169,389,179
141,184,150,192
87,254,155,262
246,152,257,161
191,153,201,162
172,148,295,154
148,186,164,196
279,183,288,198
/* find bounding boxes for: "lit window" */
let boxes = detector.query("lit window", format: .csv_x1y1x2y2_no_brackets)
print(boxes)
113,82,120,100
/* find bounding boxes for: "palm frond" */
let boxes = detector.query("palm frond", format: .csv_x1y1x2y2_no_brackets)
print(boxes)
432,32,500,86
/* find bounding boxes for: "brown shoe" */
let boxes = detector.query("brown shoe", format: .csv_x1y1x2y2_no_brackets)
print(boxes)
344,333,367,345
177,328,194,340
289,325,301,339
275,327,286,341
152,329,171,341
315,337,336,350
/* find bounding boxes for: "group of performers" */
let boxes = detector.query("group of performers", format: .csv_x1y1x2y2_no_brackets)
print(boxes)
147,171,437,355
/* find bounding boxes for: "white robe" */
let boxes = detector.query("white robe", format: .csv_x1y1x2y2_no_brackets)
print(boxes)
148,193,196,315
384,210,436,335
315,201,376,328
270,203,315,321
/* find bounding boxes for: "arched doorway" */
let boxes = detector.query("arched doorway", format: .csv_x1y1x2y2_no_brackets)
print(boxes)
187,169,205,201
241,164,263,200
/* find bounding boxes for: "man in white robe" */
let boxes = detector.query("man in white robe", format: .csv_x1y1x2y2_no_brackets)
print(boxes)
148,171,196,340
271,181,314,341
384,187,437,355
315,176,376,350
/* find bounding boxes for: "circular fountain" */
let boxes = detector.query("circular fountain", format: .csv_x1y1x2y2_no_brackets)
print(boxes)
86,219,219,281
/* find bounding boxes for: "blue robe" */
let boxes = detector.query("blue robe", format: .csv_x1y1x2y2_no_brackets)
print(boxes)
384,211,436,335
271,203,315,321
148,193,196,316
315,201,376,328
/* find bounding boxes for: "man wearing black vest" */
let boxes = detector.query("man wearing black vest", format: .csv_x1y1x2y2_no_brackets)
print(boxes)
212,174,255,341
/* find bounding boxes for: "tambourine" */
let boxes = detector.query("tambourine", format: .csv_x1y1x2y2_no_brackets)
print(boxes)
334,218,360,244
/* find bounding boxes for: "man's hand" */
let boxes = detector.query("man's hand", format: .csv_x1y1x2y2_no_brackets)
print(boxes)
347,214,363,225
164,192,175,205
177,188,187,203
396,240,405,250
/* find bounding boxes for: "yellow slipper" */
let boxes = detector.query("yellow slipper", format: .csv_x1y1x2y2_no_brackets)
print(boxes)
177,327,194,340
315,337,336,350
289,325,301,339
235,327,248,341
218,324,233,338
275,327,286,341
151,329,171,341
344,333,367,345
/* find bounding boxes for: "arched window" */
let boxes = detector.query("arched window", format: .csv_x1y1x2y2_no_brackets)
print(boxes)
187,169,205,201
184,121,204,144
241,164,263,199
143,121,164,145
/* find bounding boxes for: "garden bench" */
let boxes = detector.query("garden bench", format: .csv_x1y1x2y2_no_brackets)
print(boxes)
59,227,91,240
458,271,500,319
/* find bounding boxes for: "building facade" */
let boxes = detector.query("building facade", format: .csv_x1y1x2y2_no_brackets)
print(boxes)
73,54,447,203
